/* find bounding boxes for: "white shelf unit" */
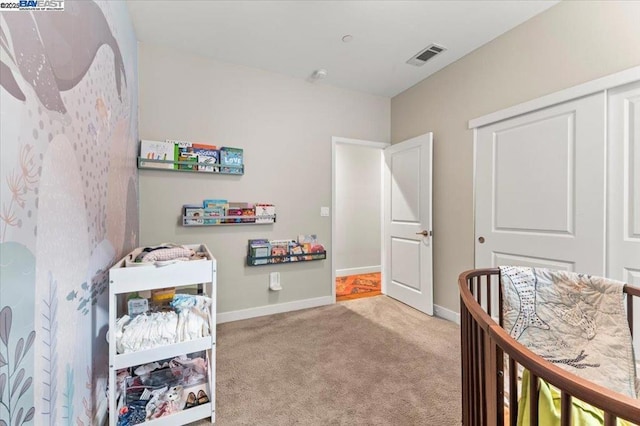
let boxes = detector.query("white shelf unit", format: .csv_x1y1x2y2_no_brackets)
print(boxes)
108,244,216,426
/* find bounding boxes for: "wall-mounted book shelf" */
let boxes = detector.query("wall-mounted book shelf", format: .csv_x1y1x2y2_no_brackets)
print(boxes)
246,251,327,266
139,139,244,175
137,157,244,175
182,202,275,227
183,215,276,226
246,237,326,266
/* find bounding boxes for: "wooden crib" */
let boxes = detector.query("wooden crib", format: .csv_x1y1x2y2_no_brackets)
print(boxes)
459,268,640,425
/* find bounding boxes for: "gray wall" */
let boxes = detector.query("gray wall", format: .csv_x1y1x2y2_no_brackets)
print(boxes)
138,43,390,314
391,0,640,313
335,144,382,273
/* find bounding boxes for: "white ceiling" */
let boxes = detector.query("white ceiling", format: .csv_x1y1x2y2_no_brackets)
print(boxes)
126,0,558,98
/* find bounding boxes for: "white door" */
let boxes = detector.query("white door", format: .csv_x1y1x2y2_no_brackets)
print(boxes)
608,81,640,286
383,133,433,315
475,92,606,275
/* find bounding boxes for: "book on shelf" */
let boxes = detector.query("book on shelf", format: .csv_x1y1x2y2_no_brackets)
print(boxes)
289,241,303,261
248,239,271,265
192,143,219,172
140,140,176,169
269,239,291,263
255,204,275,223
220,147,243,174
298,235,323,260
166,140,221,172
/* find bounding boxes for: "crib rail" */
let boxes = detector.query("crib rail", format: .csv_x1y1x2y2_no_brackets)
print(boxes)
459,268,640,425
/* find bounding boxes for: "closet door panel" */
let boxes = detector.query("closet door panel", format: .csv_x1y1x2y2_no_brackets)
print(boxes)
475,92,606,275
608,81,640,283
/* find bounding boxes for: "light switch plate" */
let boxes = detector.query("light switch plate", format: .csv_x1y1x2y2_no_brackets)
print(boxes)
320,206,330,217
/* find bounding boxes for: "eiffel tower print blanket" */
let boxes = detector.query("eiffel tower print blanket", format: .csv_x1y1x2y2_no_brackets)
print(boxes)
500,266,637,398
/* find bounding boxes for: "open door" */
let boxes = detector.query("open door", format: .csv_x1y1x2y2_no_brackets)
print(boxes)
383,132,433,315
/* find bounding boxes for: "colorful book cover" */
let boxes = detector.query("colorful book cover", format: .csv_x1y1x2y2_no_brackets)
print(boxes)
226,208,243,223
203,199,228,209
269,239,290,263
255,204,276,223
241,208,256,223
310,243,326,259
300,242,312,260
289,241,303,261
248,239,271,265
178,152,198,170
169,140,193,170
140,140,175,169
220,147,244,174
192,143,219,172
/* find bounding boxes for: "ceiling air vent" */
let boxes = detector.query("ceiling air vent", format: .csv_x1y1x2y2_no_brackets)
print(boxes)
406,44,446,66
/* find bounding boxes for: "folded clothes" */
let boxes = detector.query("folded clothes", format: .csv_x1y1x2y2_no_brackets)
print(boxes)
115,294,213,354
132,244,196,264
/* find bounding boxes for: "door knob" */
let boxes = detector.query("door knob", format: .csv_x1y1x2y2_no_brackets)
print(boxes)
416,230,432,237
478,236,485,244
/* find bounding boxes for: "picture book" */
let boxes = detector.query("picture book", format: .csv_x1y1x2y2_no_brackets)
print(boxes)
298,234,318,244
298,235,319,260
269,239,290,263
310,243,326,260
300,242,312,260
183,204,204,218
140,140,175,169
226,208,243,223
289,241,303,261
203,206,225,224
241,208,256,223
255,204,276,223
192,143,219,172
178,152,198,170
203,199,228,209
248,239,271,265
220,147,244,174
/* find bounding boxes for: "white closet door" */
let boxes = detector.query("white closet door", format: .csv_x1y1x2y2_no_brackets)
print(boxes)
608,81,640,286
475,92,606,275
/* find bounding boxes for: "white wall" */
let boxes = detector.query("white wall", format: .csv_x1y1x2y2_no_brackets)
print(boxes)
391,0,640,313
138,43,390,315
335,144,382,274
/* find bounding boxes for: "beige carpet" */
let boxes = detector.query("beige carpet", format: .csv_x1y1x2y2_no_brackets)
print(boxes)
191,295,461,425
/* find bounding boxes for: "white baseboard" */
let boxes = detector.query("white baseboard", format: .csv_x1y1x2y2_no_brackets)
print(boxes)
216,296,333,324
336,265,381,277
434,304,460,325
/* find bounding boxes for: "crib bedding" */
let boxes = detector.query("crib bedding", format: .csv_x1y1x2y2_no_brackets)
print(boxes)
500,266,637,399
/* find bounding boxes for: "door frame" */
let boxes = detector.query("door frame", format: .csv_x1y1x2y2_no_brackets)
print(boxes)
331,136,390,303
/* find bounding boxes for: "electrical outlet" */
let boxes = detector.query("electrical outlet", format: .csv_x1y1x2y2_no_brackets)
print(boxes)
269,272,282,291
320,206,330,217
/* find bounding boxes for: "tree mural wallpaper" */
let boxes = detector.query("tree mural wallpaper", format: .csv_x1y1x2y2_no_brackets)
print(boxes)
0,2,138,424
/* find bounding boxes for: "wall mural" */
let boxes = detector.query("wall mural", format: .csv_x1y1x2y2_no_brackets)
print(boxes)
0,1,138,424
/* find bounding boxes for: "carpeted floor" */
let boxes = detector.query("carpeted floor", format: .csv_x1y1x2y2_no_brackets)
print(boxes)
336,272,382,301
190,295,461,425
